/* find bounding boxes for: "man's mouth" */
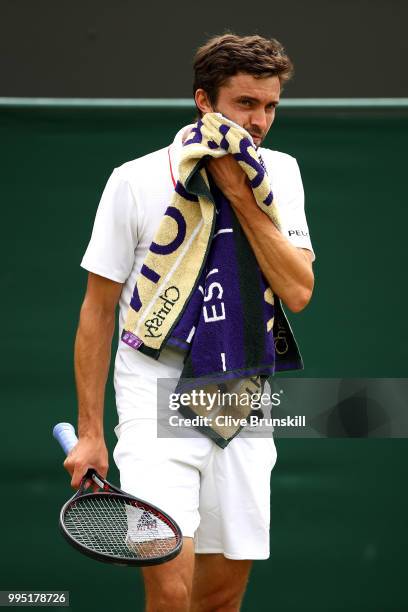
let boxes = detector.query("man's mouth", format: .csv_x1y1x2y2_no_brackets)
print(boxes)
251,135,262,146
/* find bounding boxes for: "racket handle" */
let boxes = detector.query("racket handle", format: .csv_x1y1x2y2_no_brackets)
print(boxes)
53,422,79,455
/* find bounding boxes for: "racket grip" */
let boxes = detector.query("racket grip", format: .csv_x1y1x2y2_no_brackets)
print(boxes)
53,422,79,455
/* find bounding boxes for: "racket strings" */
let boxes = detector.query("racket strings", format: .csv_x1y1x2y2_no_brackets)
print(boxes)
64,495,178,560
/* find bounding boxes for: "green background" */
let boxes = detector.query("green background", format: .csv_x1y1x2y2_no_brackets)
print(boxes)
0,104,407,611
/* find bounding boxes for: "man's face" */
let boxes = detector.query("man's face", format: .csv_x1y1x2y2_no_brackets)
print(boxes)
196,72,281,147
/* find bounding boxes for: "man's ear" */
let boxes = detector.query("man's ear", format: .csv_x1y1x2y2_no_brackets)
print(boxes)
194,89,214,115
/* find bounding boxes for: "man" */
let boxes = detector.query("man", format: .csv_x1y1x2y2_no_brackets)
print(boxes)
64,34,314,611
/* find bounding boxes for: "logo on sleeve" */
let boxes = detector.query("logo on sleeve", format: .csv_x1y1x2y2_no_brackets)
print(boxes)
288,229,309,237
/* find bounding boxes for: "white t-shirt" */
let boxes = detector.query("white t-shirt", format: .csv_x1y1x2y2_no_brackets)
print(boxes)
81,124,315,422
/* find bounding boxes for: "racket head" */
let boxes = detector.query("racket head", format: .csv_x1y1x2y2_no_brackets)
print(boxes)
59,473,183,567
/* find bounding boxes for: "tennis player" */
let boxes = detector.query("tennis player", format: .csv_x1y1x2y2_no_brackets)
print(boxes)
64,34,315,611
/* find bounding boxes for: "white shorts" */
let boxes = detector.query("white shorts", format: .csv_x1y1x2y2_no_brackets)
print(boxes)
113,418,277,560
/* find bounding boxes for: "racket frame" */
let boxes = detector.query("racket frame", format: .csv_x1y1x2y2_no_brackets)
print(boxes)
59,468,183,567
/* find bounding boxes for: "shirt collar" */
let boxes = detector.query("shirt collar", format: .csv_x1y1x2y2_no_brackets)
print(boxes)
168,124,195,184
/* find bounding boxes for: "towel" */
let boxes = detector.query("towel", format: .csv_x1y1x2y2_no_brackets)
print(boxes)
122,113,303,447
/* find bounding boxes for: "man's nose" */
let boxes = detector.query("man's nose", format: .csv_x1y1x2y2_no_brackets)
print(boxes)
249,109,268,133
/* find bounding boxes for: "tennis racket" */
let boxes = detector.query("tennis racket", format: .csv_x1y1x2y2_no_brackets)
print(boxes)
53,422,183,566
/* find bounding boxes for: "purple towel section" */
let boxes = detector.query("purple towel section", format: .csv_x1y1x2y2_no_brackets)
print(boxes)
183,120,203,146
170,192,257,378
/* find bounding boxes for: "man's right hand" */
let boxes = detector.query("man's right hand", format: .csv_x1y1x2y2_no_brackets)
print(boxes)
63,436,109,489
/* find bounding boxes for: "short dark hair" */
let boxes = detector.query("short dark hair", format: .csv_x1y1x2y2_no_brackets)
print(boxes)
193,33,294,107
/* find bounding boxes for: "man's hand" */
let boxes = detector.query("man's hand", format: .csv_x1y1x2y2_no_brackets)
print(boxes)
206,155,314,312
63,435,108,489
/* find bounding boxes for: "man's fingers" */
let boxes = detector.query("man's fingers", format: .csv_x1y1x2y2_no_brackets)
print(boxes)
71,464,88,489
98,463,109,479
63,455,73,475
63,453,87,488
61,440,108,489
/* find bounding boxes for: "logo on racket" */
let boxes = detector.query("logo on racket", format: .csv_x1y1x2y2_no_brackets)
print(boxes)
137,510,158,531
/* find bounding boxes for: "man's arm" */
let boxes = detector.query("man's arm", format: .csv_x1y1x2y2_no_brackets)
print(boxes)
207,155,314,312
64,272,123,488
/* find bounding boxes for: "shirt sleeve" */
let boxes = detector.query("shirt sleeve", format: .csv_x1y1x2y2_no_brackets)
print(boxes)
80,168,139,283
279,158,316,261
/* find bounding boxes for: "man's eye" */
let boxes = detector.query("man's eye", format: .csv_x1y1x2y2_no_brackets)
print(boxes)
240,100,252,106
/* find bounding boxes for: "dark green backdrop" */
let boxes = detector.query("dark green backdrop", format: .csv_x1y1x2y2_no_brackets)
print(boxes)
1,103,407,611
